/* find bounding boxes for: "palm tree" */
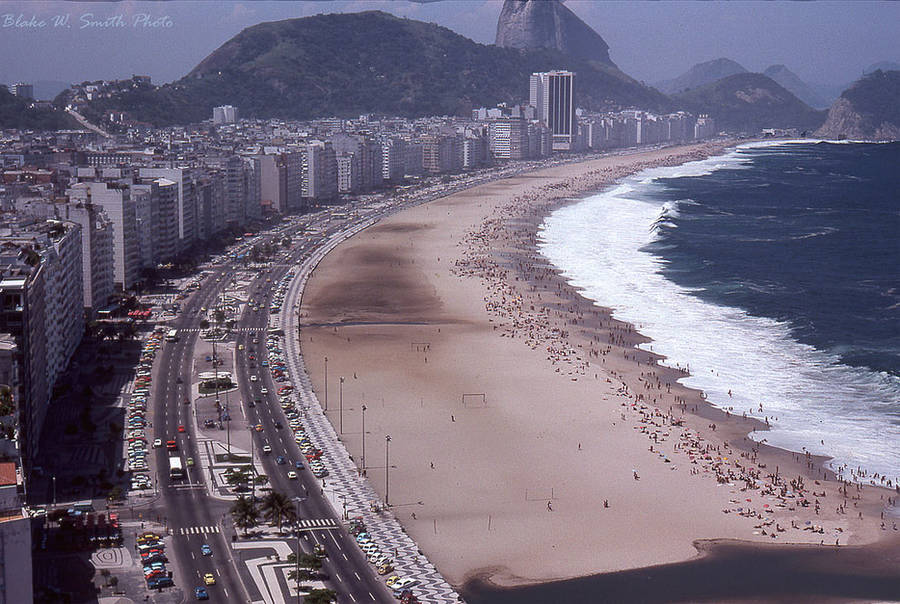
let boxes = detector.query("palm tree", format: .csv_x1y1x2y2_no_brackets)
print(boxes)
230,496,259,536
304,589,336,604
260,490,296,534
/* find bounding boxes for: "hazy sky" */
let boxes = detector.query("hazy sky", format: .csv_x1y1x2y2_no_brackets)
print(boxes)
0,0,897,88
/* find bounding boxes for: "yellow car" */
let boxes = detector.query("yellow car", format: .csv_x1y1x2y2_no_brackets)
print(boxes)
137,533,160,544
385,575,401,588
377,563,393,575
203,573,216,586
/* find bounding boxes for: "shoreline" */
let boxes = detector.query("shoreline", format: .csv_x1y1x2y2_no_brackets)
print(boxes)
298,140,897,589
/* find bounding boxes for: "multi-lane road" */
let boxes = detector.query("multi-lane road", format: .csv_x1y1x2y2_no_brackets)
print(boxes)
149,212,395,602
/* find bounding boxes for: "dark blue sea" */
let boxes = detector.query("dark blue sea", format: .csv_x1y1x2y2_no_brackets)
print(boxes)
539,141,900,481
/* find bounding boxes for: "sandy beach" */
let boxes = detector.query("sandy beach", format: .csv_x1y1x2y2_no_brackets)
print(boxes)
298,142,898,588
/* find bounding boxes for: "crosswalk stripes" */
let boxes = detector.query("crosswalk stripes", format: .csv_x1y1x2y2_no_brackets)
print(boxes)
176,525,220,535
297,518,339,530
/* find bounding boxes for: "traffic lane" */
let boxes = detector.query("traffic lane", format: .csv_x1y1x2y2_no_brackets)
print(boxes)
251,385,390,599
235,277,390,598
166,489,244,602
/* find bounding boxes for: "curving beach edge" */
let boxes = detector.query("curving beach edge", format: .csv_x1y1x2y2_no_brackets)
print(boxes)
298,142,899,590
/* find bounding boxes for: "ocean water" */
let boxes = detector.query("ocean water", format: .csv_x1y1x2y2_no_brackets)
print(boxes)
537,141,900,482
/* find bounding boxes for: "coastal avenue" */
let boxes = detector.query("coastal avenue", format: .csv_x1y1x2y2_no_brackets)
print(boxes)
150,211,392,602
145,152,607,601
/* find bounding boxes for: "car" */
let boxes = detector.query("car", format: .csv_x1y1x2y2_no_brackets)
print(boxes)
203,572,216,586
373,553,392,566
262,445,272,454
392,578,420,593
274,421,283,430
200,543,212,556
177,425,186,433
147,576,174,589
260,387,268,394
377,563,394,575
385,575,402,588
186,457,194,467
275,456,286,465
143,561,166,571
294,460,304,469
287,471,298,479
137,532,160,544
238,344,244,351
166,440,177,450
254,424,263,432
250,375,258,382
195,586,209,600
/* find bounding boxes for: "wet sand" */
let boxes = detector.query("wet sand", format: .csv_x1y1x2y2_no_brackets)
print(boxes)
298,142,898,588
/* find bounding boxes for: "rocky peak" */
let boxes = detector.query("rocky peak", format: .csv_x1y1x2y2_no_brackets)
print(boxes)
495,0,615,66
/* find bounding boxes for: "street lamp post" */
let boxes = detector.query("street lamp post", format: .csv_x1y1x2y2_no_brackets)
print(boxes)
293,496,307,604
249,426,255,502
323,356,328,411
385,435,391,507
339,376,344,434
361,404,367,474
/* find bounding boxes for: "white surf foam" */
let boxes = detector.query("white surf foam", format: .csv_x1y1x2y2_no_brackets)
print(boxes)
537,149,900,484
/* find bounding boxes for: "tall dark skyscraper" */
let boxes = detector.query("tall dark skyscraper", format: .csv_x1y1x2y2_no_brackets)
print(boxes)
530,71,576,151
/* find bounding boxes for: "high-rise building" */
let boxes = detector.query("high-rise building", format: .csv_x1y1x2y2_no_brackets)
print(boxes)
212,105,239,124
381,138,404,183
255,154,287,214
139,167,198,253
694,114,716,139
0,218,84,469
489,118,529,160
10,84,32,100
300,141,337,202
336,153,361,194
13,198,114,316
530,70,577,151
67,181,140,290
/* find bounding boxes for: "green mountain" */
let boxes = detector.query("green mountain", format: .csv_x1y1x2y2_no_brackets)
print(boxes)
80,10,670,126
0,86,76,130
672,73,826,133
816,70,900,140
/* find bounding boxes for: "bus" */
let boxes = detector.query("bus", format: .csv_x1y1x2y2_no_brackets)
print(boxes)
165,329,178,342
169,456,184,480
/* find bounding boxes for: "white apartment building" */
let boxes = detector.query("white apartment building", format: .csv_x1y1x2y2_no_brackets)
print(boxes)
139,167,198,253
67,182,140,290
212,105,239,124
